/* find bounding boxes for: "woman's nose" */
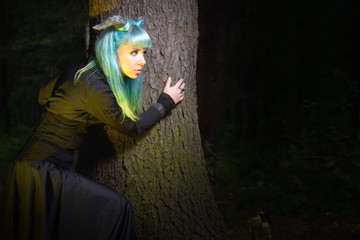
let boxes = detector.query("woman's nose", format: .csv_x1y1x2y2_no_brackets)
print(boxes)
138,55,146,66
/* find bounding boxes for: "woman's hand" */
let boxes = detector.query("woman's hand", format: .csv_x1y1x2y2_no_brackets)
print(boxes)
163,77,185,104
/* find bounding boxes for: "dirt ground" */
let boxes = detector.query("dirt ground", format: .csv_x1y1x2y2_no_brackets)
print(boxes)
220,205,360,240
212,182,360,240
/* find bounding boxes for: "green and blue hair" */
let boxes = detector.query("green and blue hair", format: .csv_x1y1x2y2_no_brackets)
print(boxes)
75,18,152,121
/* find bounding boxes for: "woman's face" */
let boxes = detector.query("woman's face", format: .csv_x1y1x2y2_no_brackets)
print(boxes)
117,43,147,79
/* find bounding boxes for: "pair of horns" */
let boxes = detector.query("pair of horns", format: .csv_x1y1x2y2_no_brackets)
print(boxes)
92,16,144,30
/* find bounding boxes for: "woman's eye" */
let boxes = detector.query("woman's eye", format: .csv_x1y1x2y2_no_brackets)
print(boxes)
130,49,146,56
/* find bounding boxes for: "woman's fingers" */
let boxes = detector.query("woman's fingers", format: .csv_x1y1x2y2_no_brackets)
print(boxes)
174,78,184,88
165,76,172,90
163,77,185,104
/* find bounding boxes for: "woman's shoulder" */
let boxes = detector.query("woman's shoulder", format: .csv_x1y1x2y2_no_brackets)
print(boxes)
77,65,113,97
81,67,103,81
77,64,107,86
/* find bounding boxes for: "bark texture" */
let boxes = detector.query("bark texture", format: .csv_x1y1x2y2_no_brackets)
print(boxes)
87,0,226,239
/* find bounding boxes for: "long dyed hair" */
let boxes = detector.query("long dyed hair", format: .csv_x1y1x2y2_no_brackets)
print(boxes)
75,18,152,121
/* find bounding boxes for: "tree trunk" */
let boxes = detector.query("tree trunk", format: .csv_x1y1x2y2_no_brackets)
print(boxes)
0,0,12,133
86,1,226,239
196,0,234,145
244,0,259,141
350,0,360,130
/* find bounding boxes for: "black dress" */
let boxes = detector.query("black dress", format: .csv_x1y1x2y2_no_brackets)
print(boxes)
0,65,174,240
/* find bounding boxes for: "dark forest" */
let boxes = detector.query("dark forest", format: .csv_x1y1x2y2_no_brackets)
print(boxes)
0,0,359,239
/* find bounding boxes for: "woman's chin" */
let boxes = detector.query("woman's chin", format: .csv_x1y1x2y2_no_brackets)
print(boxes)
126,74,138,79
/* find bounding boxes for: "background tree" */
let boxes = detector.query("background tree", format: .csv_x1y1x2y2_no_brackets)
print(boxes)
81,0,226,239
0,0,12,134
196,0,234,145
0,0,87,182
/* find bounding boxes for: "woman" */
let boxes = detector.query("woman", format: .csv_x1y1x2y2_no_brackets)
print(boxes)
0,16,185,240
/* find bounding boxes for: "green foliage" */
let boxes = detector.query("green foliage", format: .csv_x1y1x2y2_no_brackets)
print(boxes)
0,0,88,179
206,69,360,217
8,83,42,126
2,0,87,128
9,0,88,81
0,125,34,182
207,119,360,216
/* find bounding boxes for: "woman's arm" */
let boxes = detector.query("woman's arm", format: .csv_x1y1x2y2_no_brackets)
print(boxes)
85,76,184,136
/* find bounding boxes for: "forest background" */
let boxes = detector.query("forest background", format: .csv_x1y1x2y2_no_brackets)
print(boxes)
0,0,359,239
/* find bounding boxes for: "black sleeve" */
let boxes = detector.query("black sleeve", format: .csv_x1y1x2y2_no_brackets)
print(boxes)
136,93,175,134
85,76,175,136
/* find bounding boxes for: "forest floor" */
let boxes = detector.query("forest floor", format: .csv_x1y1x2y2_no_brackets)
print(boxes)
222,208,360,240
217,195,360,240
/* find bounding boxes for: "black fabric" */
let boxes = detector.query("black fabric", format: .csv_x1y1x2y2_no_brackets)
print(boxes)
157,92,176,112
0,160,136,240
0,64,171,240
136,105,163,135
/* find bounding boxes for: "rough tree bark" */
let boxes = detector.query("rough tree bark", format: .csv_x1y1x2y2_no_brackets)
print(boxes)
84,0,226,239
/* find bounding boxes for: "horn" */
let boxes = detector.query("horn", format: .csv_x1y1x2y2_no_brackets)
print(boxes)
92,15,127,30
